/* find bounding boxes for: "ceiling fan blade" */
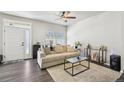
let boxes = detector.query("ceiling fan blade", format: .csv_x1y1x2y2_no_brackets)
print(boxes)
61,11,65,17
57,11,76,23
55,17,63,21
60,11,70,17
65,16,76,19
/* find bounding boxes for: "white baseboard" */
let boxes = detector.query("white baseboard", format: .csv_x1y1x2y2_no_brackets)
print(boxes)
104,62,110,66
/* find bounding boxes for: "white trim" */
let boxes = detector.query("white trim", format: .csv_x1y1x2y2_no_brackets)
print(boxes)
3,19,32,29
2,19,32,61
2,21,5,60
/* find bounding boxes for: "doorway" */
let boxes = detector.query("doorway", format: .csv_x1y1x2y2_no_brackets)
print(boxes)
3,19,32,62
4,26,25,61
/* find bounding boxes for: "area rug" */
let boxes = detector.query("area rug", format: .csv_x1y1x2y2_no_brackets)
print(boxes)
47,62,121,82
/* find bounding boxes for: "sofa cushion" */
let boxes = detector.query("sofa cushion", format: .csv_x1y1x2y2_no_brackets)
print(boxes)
42,52,80,63
62,45,67,52
42,53,65,63
67,45,75,52
54,45,65,53
62,52,80,58
50,51,56,54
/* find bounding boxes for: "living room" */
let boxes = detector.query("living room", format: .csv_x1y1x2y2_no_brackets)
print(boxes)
0,11,124,82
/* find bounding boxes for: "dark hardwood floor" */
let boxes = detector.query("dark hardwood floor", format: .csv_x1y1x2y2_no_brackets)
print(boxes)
0,59,54,82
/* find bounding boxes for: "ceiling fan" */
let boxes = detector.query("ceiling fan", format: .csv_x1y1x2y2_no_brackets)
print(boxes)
57,11,76,22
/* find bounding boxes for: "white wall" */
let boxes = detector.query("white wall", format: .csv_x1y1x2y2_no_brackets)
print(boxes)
121,12,124,71
32,21,67,45
0,13,67,55
0,17,2,54
67,12,124,70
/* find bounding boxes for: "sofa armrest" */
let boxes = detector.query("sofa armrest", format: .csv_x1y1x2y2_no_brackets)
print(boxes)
37,50,41,68
37,50,46,68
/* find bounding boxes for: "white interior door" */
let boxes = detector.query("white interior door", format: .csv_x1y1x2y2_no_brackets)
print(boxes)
4,26,25,61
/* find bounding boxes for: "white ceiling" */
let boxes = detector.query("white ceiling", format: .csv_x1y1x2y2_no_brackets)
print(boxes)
1,11,104,26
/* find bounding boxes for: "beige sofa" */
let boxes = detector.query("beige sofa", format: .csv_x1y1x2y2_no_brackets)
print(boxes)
37,45,80,69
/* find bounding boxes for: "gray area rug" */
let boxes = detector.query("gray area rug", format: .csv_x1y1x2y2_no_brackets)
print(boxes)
47,62,121,82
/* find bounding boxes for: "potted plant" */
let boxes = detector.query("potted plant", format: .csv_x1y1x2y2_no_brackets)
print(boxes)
100,45,107,51
75,41,82,49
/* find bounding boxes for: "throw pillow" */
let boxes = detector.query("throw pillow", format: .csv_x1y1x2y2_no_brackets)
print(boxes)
54,45,65,53
67,45,75,52
62,45,67,52
44,47,51,55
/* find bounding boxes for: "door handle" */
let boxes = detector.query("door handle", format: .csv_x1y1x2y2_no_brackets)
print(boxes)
22,42,24,46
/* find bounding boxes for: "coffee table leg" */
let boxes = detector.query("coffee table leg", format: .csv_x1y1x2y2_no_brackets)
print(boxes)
72,63,74,76
88,60,90,69
64,62,65,70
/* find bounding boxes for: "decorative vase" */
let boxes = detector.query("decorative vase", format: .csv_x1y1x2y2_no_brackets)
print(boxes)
75,46,78,49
